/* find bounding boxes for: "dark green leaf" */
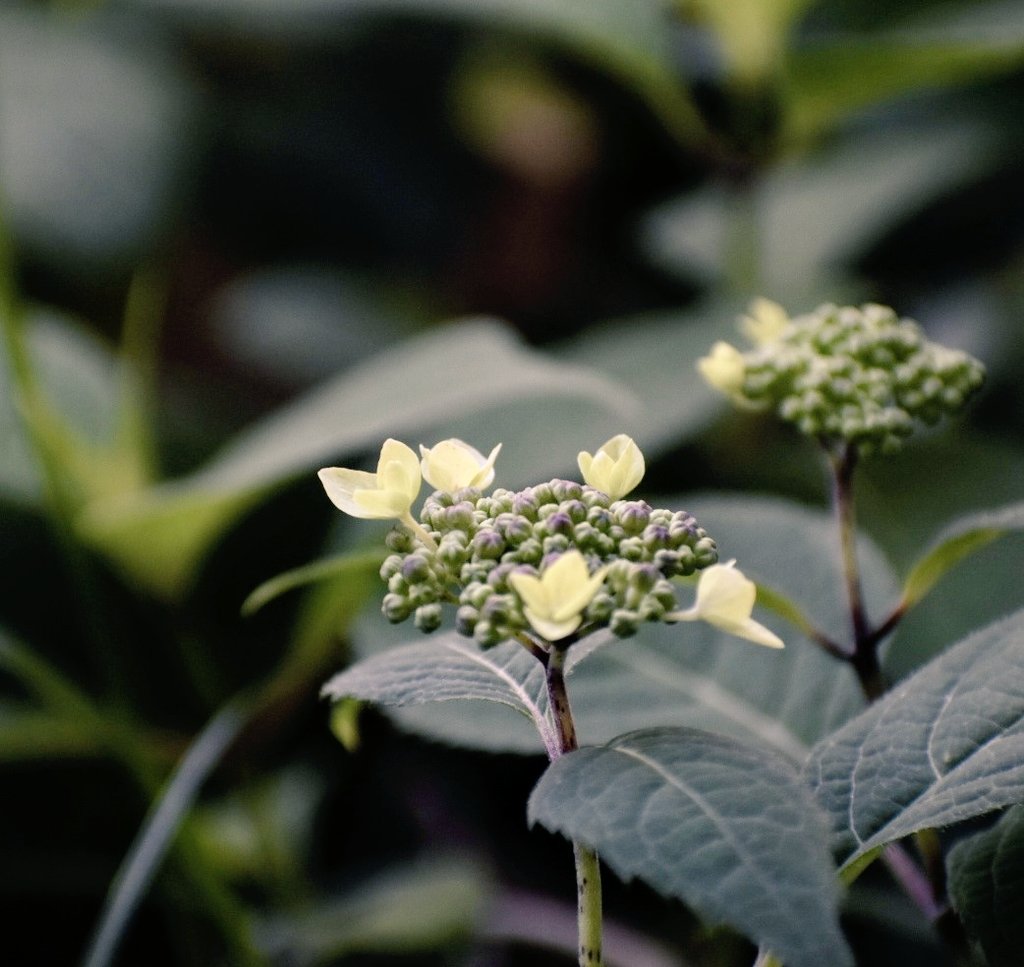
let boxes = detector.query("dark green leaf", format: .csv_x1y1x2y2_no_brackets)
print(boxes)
807,609,1024,869
947,805,1024,967
528,727,852,967
242,549,384,617
322,633,557,757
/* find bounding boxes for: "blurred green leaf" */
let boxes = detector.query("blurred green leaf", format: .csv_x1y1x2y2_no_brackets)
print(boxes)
242,549,384,617
78,319,636,598
256,856,490,963
1,309,126,505
0,8,190,268
947,804,1024,967
785,4,1024,143
557,300,739,452
859,433,1024,678
529,727,852,967
641,123,991,297
807,608,1024,869
0,704,103,760
902,501,1024,608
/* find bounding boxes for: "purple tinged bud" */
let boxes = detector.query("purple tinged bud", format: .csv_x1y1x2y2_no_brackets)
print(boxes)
544,511,574,536
401,555,431,583
643,524,671,551
512,492,539,519
617,501,651,534
471,529,505,559
551,479,583,502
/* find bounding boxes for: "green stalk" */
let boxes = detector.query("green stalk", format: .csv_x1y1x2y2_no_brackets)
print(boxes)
545,644,604,967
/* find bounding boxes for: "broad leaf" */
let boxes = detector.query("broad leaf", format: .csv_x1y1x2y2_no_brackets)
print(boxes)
78,319,635,597
947,804,1024,967
347,495,889,757
528,727,852,967
807,609,1024,869
322,634,558,758
902,501,1024,608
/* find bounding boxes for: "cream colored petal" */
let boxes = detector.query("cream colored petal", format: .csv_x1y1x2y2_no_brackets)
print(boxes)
522,607,582,642
579,435,644,498
724,617,785,649
697,341,746,397
468,442,502,489
508,571,549,616
318,467,379,517
693,562,756,621
352,488,415,518
420,439,500,491
378,438,421,481
551,564,609,622
740,298,789,345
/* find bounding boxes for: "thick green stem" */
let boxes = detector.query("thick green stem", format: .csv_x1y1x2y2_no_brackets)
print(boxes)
574,841,603,966
545,644,604,967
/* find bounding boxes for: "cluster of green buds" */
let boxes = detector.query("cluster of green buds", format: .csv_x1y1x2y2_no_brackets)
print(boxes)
699,300,985,454
318,435,782,651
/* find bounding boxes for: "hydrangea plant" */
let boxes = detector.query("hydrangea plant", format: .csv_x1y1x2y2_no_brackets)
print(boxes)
318,433,781,966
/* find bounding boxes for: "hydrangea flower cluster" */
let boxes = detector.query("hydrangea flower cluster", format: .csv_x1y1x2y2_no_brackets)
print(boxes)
699,301,985,454
381,480,718,645
318,434,782,650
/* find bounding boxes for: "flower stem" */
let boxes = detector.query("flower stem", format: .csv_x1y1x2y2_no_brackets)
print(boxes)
545,644,604,967
827,446,885,701
574,841,604,966
399,511,438,551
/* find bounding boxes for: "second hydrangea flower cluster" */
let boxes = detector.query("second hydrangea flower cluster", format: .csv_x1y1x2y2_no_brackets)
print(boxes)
700,301,985,454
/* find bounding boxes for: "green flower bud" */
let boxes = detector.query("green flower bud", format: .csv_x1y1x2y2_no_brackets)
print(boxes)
610,608,640,637
382,593,412,623
471,529,505,560
455,605,478,635
414,603,443,632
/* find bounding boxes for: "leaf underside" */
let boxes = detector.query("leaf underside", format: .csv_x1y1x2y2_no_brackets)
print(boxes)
807,608,1024,867
528,727,853,967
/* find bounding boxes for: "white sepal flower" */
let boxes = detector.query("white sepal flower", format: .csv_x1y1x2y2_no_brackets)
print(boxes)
740,298,789,345
419,439,502,492
668,560,784,649
318,438,422,520
509,550,609,642
577,433,644,500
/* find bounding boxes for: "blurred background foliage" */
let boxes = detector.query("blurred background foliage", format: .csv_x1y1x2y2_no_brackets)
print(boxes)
1,0,1023,964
